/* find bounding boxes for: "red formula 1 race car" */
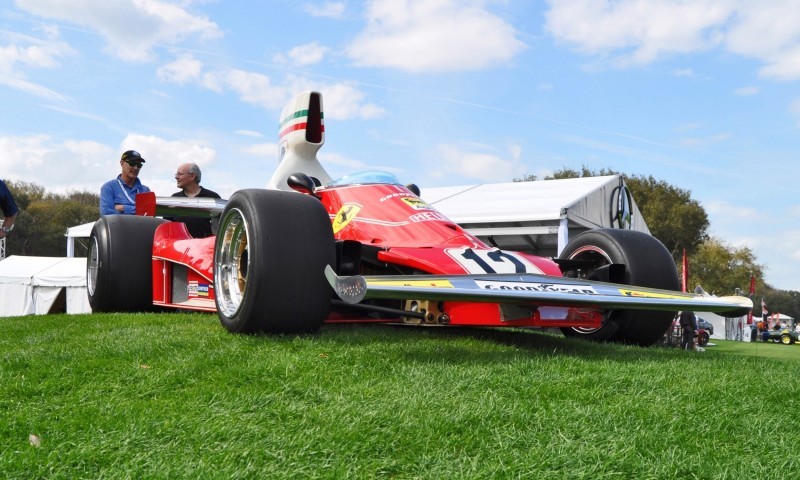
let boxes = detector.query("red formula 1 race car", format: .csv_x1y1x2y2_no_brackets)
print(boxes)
86,91,752,346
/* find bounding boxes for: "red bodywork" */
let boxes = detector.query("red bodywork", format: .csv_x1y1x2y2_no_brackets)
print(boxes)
145,180,605,329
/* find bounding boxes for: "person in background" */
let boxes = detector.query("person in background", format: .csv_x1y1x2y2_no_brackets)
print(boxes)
679,310,697,351
0,179,19,240
170,162,220,238
100,150,151,215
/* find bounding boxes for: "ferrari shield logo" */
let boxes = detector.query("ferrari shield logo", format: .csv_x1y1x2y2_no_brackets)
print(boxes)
333,204,361,233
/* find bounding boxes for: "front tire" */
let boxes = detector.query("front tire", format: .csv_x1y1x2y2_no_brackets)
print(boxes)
558,229,680,346
781,334,794,345
214,189,335,334
87,215,167,312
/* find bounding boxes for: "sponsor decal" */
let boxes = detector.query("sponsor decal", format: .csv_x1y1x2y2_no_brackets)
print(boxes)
476,280,599,295
188,282,210,297
409,211,448,223
401,197,432,210
619,289,684,299
332,204,361,233
379,189,412,202
369,279,454,288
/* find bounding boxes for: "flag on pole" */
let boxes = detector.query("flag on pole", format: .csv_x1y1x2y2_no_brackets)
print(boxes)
747,275,755,324
761,297,768,321
681,248,688,293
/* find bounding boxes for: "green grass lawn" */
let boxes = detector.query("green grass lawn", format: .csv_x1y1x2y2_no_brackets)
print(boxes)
2,313,799,479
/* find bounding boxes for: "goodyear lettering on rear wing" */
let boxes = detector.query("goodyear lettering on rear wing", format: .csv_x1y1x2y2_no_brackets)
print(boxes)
475,280,599,295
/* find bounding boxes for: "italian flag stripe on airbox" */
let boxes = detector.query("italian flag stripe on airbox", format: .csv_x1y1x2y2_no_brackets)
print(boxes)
279,109,325,141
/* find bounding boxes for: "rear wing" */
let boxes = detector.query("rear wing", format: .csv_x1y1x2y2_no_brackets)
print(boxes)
136,191,227,218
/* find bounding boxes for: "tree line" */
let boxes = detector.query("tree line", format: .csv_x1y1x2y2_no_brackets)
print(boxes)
3,180,99,258
4,175,799,320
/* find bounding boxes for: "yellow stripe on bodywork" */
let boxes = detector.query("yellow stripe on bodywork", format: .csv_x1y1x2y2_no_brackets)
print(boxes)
619,289,686,299
369,279,454,288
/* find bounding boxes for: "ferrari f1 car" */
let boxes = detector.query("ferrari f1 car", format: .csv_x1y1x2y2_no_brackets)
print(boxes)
86,91,752,346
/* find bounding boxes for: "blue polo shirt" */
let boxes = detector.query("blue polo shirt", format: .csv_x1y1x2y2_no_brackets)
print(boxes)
99,175,151,215
0,180,19,217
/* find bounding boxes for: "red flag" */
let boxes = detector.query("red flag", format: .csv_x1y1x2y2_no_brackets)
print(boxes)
681,248,688,293
746,275,756,324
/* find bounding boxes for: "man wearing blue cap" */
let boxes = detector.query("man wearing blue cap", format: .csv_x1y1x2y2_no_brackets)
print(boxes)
100,150,151,215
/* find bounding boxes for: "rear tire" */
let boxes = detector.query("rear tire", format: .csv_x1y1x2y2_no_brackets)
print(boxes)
214,189,335,334
87,215,167,312
558,229,680,346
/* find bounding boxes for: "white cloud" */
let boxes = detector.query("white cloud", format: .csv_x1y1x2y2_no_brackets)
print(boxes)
705,199,760,220
0,134,113,192
546,0,730,65
430,143,526,182
304,2,347,19
119,133,218,195
0,28,74,100
321,83,386,120
0,73,66,101
15,0,222,62
157,55,203,84
346,0,525,72
122,133,216,170
545,0,800,80
235,130,263,138
724,2,800,81
191,68,385,120
283,42,331,66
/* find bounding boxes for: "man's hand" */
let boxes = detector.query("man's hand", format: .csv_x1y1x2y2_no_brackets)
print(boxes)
115,204,125,212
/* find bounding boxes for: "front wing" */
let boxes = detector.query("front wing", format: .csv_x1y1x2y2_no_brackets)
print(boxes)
324,266,753,317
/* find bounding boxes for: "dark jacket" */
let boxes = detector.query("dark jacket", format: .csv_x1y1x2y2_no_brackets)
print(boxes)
679,311,697,331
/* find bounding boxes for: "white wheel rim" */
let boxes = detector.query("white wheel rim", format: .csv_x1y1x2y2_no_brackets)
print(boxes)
215,208,250,318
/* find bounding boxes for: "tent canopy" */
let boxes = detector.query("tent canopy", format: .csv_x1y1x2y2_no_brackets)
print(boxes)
65,221,96,257
421,175,649,257
0,256,90,316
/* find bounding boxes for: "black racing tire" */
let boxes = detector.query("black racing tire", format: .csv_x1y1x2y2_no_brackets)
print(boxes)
87,215,167,312
781,334,794,345
214,189,335,334
558,229,680,347
698,331,710,347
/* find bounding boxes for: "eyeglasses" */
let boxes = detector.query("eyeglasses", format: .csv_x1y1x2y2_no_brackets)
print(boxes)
126,161,144,168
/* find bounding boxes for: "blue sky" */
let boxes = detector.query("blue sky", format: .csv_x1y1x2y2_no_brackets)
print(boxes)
1,0,799,292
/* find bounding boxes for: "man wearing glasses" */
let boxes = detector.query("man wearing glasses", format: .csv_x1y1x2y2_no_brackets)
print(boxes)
100,150,151,215
169,162,220,238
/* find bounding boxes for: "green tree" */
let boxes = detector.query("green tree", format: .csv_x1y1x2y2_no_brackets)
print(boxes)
4,181,99,257
689,237,763,296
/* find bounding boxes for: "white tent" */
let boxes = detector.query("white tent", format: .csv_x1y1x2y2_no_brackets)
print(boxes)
66,221,96,257
0,256,91,317
421,175,649,257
